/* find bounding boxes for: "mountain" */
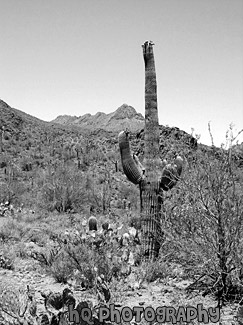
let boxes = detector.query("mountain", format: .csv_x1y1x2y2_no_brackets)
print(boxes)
52,104,144,133
0,99,83,140
1,100,198,146
0,98,242,213
0,99,86,165
0,99,47,132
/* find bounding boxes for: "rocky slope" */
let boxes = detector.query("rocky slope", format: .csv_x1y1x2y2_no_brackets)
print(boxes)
0,99,82,148
52,104,144,133
2,100,243,163
0,99,198,146
0,99,47,133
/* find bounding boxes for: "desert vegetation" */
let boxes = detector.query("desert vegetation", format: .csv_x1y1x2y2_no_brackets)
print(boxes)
0,104,242,324
0,43,243,324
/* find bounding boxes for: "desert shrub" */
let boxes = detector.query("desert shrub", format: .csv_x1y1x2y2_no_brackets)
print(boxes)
22,225,50,246
0,177,28,206
129,213,141,230
0,153,12,169
0,160,7,168
163,139,243,302
139,259,173,283
0,244,15,270
37,164,88,212
15,241,29,259
119,182,140,210
31,243,61,267
20,157,33,171
63,240,101,286
30,234,112,285
0,219,26,242
48,251,74,283
57,230,132,286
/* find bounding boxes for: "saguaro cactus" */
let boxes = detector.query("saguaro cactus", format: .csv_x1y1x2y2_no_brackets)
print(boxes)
119,41,183,259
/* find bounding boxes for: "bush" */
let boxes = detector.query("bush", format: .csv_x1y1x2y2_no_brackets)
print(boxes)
163,141,243,303
0,244,15,270
139,259,174,283
37,164,88,212
0,160,7,168
49,251,74,283
0,219,26,242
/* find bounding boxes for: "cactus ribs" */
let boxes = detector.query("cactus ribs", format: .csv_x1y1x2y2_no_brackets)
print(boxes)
119,41,183,259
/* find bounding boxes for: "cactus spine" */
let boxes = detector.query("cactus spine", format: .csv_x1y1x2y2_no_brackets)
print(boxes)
119,41,183,259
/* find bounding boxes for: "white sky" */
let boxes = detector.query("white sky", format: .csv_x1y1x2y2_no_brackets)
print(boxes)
1,0,242,147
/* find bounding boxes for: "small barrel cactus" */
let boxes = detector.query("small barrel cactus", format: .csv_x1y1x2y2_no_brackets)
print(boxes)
88,216,98,231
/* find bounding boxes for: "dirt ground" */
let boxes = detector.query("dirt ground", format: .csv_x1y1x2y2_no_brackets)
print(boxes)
0,214,240,325
0,258,239,325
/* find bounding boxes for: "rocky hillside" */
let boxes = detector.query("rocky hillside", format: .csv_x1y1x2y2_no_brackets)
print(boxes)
0,99,47,132
0,99,198,146
0,99,83,149
0,99,200,167
0,97,199,211
0,99,242,325
52,104,144,133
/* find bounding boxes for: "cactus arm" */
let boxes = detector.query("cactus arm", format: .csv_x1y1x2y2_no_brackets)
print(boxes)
118,131,144,185
160,156,183,191
133,153,145,175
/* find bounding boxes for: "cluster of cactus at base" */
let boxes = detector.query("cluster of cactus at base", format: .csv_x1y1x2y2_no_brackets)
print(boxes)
0,224,142,325
0,284,111,325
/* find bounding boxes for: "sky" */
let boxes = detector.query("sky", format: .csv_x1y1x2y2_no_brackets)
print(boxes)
0,0,242,147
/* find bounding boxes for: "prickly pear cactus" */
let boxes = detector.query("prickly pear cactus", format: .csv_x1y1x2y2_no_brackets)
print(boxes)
119,41,183,259
102,221,109,231
0,279,37,325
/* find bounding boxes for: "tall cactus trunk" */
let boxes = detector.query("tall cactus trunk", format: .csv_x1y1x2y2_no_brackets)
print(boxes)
141,41,163,259
119,41,183,260
144,41,160,167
